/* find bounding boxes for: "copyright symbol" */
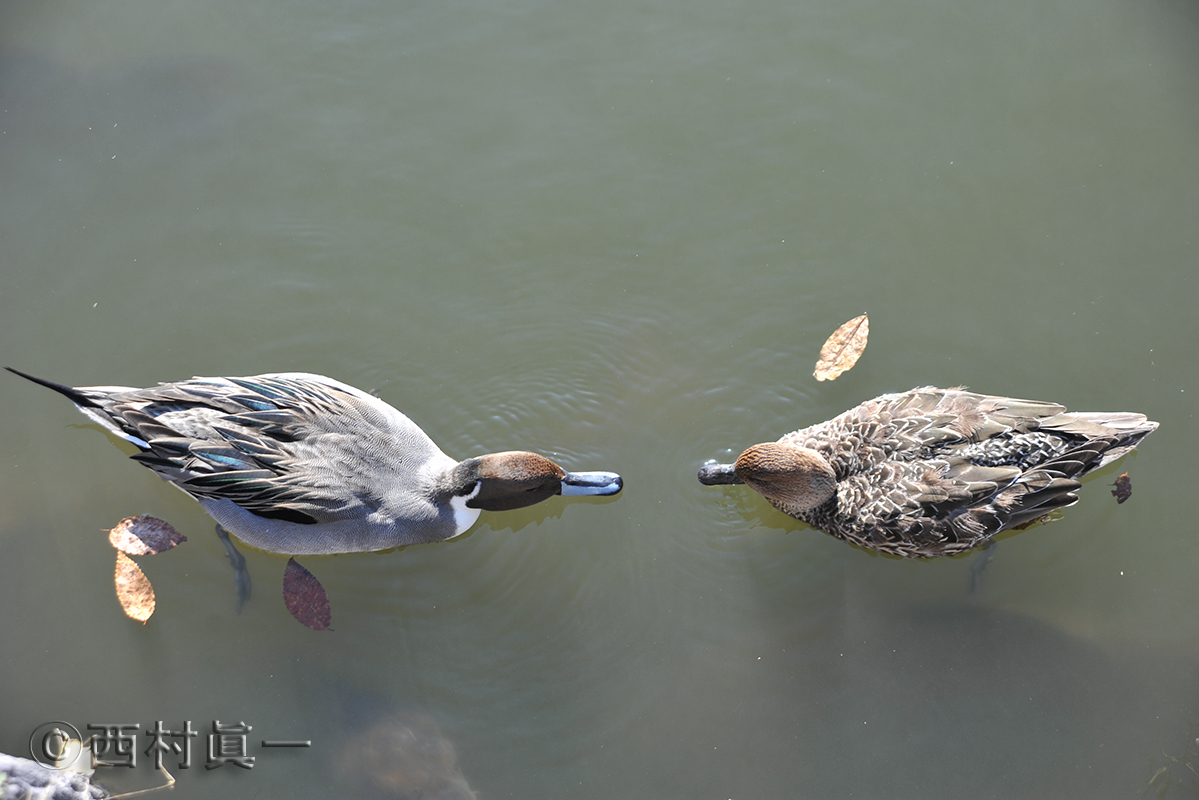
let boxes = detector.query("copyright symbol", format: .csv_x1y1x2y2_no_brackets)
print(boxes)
28,721,85,770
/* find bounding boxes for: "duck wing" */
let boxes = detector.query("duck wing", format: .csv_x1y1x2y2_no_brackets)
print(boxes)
782,388,1069,480
817,434,1130,556
816,458,1019,554
94,374,445,526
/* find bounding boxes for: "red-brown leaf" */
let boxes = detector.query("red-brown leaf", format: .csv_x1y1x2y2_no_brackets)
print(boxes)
283,557,332,631
107,515,187,555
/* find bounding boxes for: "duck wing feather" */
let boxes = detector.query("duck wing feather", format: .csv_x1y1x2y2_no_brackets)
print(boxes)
102,375,446,526
780,388,1158,557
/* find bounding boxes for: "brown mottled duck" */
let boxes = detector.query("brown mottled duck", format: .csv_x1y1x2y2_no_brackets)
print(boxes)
698,387,1157,558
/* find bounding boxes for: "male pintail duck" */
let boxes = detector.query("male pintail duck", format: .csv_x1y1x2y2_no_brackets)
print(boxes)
698,387,1156,558
9,368,623,556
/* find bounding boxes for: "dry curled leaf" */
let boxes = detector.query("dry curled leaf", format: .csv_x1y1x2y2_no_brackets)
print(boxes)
114,551,156,623
814,313,869,382
1111,472,1132,504
283,558,332,631
107,515,187,555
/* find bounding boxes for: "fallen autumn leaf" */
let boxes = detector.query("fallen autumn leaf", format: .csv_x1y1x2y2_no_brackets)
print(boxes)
814,313,869,381
114,551,155,623
107,515,187,555
283,557,332,631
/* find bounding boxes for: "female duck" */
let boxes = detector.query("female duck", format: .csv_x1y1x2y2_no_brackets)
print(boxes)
698,387,1156,558
9,368,623,555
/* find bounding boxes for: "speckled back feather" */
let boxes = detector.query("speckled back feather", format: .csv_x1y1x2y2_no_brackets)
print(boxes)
772,387,1156,557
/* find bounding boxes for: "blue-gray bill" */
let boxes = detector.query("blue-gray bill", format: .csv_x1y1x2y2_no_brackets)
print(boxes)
697,463,741,485
560,471,623,496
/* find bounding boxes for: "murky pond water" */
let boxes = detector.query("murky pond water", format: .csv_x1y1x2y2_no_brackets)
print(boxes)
3,0,1198,796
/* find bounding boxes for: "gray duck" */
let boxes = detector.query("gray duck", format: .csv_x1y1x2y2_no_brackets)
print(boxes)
9,368,623,555
698,386,1157,557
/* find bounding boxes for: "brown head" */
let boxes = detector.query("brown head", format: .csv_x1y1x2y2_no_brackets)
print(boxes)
459,451,623,511
699,442,836,513
734,443,837,511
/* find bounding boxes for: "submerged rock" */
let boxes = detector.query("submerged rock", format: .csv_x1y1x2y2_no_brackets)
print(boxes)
332,713,477,800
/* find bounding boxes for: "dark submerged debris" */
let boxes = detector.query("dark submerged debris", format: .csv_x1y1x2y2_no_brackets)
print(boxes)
1111,472,1133,504
283,557,332,631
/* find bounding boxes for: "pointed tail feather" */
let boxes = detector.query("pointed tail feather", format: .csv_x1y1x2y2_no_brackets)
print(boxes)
1040,411,1158,440
7,366,148,448
6,366,101,407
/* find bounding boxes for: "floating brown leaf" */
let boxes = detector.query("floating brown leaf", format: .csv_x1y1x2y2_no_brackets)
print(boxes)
283,558,332,631
1111,472,1132,504
114,551,155,623
107,515,187,555
814,313,869,382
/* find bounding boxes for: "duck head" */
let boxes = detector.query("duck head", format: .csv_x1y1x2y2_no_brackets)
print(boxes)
698,442,836,512
455,451,623,512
